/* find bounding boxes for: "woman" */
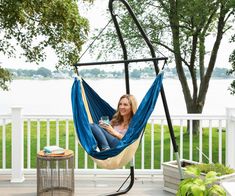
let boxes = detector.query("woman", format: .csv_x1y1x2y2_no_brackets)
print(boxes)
90,94,138,151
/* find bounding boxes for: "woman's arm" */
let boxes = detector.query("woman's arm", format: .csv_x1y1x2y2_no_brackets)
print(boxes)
99,123,123,140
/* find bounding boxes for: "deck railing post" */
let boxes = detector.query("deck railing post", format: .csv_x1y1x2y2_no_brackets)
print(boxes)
226,107,235,169
11,107,25,182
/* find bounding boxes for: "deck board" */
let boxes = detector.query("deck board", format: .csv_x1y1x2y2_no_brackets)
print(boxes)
0,174,174,196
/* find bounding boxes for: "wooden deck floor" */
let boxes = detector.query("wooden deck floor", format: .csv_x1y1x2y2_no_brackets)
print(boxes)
0,174,175,196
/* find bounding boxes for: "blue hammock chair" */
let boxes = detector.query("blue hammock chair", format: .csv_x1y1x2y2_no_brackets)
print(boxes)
71,72,164,169
71,1,183,194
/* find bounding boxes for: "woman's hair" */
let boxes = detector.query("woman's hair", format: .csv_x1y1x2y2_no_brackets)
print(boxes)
111,94,138,126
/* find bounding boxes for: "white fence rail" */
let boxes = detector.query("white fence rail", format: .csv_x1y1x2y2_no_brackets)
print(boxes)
0,107,235,182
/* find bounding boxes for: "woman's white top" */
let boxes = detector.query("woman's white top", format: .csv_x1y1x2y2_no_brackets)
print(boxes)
113,125,127,136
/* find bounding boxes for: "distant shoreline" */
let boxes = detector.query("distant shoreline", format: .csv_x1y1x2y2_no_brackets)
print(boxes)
8,66,234,80
12,76,235,80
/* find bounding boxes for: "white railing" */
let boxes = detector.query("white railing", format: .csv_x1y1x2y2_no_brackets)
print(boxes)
0,107,235,182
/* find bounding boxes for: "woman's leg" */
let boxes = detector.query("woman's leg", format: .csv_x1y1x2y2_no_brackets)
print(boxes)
90,124,119,150
102,130,120,148
90,124,110,150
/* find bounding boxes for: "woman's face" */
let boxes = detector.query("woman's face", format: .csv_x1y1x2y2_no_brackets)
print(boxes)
118,97,132,117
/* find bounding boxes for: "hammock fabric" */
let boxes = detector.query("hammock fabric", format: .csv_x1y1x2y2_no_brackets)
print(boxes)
71,72,164,169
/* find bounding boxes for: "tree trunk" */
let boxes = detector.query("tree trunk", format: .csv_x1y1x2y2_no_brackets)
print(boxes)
187,120,200,135
186,101,203,134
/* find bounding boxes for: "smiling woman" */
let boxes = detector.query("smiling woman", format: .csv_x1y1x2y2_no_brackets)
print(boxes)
90,94,137,151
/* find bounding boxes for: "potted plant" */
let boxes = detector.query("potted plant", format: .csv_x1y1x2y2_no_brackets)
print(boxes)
177,166,226,196
162,159,199,193
162,159,235,194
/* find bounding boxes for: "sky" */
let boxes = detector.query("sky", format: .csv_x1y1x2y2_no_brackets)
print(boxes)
0,0,234,71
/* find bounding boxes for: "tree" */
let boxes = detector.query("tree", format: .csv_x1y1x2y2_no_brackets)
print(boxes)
130,69,141,78
36,67,52,77
228,39,235,94
0,0,94,90
0,66,12,90
92,0,235,133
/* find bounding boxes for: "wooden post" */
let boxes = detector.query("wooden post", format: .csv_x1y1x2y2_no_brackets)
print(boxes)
11,107,25,182
226,108,235,169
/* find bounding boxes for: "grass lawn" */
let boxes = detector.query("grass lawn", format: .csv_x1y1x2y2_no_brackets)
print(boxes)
0,121,226,169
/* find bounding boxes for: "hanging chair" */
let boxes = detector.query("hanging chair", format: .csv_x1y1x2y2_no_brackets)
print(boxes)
71,72,164,169
71,1,183,194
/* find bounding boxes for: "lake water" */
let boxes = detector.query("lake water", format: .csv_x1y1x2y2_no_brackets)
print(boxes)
0,78,234,115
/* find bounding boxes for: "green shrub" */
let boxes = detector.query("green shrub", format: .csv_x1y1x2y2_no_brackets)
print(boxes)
187,163,235,176
177,167,226,196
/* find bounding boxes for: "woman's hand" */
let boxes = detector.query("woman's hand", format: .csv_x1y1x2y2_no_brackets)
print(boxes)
99,121,113,133
99,121,123,139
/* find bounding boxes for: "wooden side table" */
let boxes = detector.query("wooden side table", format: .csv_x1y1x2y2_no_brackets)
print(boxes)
37,149,74,196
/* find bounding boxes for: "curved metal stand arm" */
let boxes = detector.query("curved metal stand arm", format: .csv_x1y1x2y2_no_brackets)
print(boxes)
104,166,134,196
109,0,160,76
108,0,184,190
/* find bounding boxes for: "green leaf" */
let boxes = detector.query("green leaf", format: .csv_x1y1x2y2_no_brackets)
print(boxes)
181,182,193,196
206,171,217,178
191,184,205,196
193,178,204,186
208,184,226,196
177,179,194,196
205,171,218,185
185,166,201,177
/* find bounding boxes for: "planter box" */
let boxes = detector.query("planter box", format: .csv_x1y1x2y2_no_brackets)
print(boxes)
162,159,198,194
162,159,235,194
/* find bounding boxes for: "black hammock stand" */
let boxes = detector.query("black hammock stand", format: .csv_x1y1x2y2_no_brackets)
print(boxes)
73,0,184,195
